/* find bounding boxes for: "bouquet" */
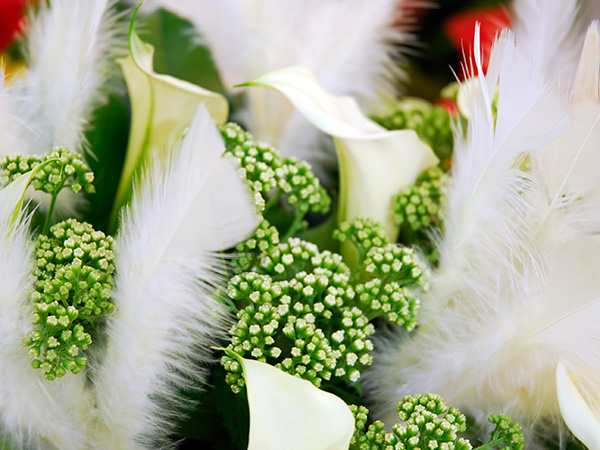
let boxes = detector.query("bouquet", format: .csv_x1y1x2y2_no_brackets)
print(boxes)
0,0,599,449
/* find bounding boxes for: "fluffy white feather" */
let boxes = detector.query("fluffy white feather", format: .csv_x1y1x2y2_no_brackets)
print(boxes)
365,25,600,445
511,0,585,93
90,105,259,449
0,0,123,218
0,190,92,450
138,0,414,180
17,0,122,154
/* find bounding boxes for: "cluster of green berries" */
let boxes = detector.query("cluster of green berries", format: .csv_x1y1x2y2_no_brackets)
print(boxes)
393,167,447,263
224,218,427,392
1,147,95,196
223,239,373,391
372,102,454,167
219,122,330,239
232,218,280,274
23,219,115,380
483,414,525,450
333,217,388,257
350,394,524,450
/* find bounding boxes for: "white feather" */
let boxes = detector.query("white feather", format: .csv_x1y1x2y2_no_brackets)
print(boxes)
137,0,414,180
0,0,123,218
16,0,123,155
511,0,585,93
0,193,92,450
440,27,566,271
90,105,259,449
363,26,600,445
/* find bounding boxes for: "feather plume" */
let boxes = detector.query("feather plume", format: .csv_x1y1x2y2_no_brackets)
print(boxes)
90,105,259,449
137,0,414,180
511,0,585,93
16,0,123,154
0,190,92,450
0,0,123,218
364,24,600,444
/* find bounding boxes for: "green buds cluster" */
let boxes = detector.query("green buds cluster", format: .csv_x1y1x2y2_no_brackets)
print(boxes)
333,217,388,255
393,166,447,263
354,280,419,330
1,147,95,234
1,147,95,196
350,395,525,450
394,167,446,234
232,219,280,274
23,219,115,380
220,122,330,240
481,414,524,450
349,404,388,449
390,393,469,449
224,217,428,393
372,103,454,167
223,240,374,391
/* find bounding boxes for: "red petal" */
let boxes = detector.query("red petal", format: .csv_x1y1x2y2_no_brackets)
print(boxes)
0,0,28,51
444,6,511,73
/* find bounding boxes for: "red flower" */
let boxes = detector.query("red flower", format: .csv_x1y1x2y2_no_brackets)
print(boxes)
0,0,28,51
444,6,511,75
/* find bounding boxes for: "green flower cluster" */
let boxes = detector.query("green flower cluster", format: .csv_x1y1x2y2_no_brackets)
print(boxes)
350,394,524,450
372,103,454,167
1,147,96,234
23,219,115,380
223,218,426,392
393,167,447,263
232,218,280,274
1,147,95,196
220,122,330,240
479,415,525,450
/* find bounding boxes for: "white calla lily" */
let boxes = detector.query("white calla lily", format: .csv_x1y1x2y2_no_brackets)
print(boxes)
112,3,229,222
556,360,600,449
241,66,438,241
228,351,354,450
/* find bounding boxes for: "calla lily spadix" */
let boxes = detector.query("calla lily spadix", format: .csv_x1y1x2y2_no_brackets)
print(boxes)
226,351,354,450
111,3,229,225
241,66,438,242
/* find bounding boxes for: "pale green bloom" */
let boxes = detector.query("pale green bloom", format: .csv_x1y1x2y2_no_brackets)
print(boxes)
241,66,438,242
112,4,229,222
228,351,354,450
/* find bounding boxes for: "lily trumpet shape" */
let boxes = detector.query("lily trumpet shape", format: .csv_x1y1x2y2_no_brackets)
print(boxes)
126,0,411,180
241,66,438,242
111,3,229,223
226,351,354,450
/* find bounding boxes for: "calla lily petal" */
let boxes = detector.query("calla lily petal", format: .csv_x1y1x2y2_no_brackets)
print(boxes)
556,360,600,449
112,3,229,223
242,66,438,241
228,351,354,450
